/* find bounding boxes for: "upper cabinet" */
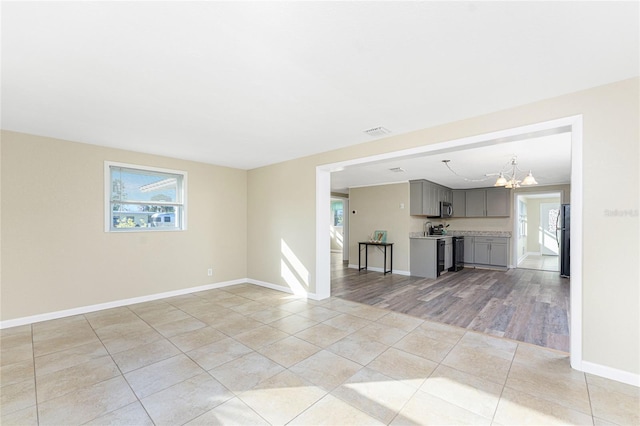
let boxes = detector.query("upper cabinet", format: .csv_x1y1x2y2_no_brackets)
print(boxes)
464,188,510,217
412,182,509,218
452,190,466,218
485,188,510,217
409,180,452,216
465,189,486,217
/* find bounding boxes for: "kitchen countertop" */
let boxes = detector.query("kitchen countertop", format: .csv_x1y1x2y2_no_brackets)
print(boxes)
449,230,512,237
409,232,452,239
409,231,512,238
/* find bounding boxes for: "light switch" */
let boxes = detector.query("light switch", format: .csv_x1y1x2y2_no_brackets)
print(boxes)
400,203,405,209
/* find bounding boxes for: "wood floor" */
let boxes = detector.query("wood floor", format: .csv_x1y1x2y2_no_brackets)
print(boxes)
331,255,570,352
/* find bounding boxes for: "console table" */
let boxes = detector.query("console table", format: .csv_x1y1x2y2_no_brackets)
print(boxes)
358,242,394,274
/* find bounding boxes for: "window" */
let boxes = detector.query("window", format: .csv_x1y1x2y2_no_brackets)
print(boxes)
105,162,187,232
331,200,344,226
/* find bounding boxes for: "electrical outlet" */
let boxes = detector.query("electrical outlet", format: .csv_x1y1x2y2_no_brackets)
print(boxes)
207,268,213,277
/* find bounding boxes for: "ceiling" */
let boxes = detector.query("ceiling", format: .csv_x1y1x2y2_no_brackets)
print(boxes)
1,2,638,170
331,130,572,192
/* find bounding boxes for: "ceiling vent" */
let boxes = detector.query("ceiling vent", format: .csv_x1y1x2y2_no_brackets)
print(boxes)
363,126,391,137
389,167,405,173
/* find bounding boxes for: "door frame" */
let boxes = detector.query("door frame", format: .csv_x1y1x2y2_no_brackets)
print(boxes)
513,191,563,267
330,196,349,262
316,114,583,371
540,201,561,256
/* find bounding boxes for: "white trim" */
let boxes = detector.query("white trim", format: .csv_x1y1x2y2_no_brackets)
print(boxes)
316,114,585,374
246,278,321,300
104,161,188,232
347,181,410,190
315,169,332,300
512,190,562,269
347,264,411,276
569,115,584,371
581,361,640,388
0,279,324,330
0,278,246,329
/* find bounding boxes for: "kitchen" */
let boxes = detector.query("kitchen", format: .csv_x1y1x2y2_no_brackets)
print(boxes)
331,132,572,351
336,132,571,277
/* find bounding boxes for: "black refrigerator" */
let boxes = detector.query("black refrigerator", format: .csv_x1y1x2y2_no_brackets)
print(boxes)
559,204,570,277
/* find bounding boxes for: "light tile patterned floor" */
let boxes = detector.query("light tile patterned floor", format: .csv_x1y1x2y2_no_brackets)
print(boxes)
1,284,638,425
517,254,560,272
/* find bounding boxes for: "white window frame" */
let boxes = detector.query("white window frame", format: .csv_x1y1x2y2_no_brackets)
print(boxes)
104,161,188,232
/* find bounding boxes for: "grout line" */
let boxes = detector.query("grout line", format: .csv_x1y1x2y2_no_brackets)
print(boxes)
84,311,158,425
583,371,596,425
30,323,40,426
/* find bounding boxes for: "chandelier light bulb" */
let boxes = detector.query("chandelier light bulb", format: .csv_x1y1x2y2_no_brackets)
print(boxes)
522,171,538,185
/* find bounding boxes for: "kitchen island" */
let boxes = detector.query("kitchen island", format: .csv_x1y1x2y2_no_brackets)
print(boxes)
409,235,453,278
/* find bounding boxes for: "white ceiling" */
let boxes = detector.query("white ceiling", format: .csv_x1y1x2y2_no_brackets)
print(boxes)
331,130,572,192
1,2,638,170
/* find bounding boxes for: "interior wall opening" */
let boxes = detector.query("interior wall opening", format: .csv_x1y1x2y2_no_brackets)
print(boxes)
316,115,583,369
515,191,564,272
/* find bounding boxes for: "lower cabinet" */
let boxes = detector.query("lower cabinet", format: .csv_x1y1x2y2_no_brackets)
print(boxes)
473,237,508,267
463,237,475,263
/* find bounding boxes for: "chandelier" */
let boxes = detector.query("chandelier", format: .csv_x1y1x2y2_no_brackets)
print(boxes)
441,156,538,188
492,156,538,188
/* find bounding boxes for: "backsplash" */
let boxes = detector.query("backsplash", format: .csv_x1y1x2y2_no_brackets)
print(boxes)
409,230,512,238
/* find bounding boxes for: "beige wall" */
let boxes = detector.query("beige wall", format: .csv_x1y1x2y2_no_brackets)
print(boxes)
1,131,248,320
348,184,410,272
1,78,637,377
246,78,639,375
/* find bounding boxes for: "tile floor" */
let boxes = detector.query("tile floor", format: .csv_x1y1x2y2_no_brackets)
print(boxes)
517,254,560,272
1,284,638,425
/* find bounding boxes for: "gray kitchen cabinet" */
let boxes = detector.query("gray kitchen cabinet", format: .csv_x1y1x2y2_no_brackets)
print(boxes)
410,238,438,278
486,188,510,217
465,189,486,217
463,188,510,217
409,181,424,216
410,180,452,217
452,190,466,218
427,184,439,216
490,242,509,266
473,237,509,267
473,241,491,264
440,187,452,204
463,236,475,263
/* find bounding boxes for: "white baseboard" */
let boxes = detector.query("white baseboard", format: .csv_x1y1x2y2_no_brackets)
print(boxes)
0,277,329,330
0,278,246,329
580,360,640,387
347,264,410,276
245,278,323,301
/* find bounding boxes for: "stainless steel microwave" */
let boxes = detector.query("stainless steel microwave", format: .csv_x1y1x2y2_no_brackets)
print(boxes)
440,202,453,218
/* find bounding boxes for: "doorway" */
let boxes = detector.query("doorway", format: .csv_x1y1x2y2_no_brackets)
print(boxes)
516,192,562,272
330,198,349,264
316,115,583,367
